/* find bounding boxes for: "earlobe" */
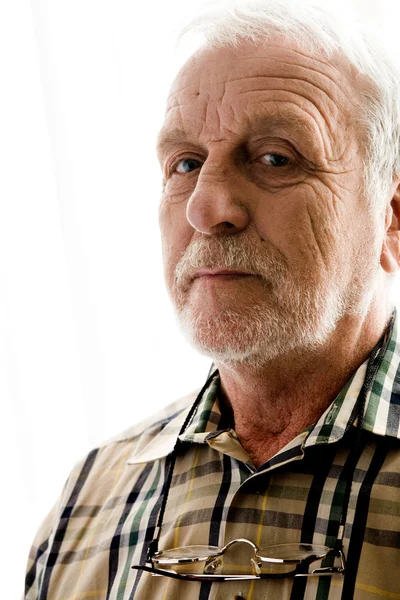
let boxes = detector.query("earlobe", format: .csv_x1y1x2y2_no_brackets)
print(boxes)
380,183,400,274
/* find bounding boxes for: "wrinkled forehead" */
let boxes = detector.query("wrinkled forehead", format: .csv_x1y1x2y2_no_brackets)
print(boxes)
160,38,363,162
167,37,358,106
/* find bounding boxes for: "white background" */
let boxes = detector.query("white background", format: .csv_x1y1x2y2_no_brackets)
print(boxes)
0,0,398,596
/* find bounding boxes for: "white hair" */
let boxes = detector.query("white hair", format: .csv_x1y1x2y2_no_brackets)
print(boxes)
180,0,400,214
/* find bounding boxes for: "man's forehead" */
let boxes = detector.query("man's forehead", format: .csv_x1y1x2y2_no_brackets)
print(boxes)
158,46,358,162
164,40,358,126
167,37,354,97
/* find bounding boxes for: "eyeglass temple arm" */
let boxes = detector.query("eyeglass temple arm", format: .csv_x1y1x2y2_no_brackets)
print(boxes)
296,548,346,577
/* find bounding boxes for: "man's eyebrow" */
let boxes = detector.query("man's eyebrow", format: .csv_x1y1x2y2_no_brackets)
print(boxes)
249,114,310,136
156,128,191,157
245,114,320,152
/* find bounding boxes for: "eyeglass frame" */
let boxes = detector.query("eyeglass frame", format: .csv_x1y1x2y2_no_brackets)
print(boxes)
133,536,347,581
132,316,393,582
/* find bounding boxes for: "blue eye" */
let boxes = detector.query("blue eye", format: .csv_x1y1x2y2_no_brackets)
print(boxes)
175,158,202,173
261,153,290,167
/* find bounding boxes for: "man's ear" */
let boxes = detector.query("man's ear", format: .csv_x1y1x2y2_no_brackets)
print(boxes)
380,182,400,274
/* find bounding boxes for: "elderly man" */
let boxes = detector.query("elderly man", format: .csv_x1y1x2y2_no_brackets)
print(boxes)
25,1,400,599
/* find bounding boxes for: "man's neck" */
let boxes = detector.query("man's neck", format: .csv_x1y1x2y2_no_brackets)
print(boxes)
215,308,391,468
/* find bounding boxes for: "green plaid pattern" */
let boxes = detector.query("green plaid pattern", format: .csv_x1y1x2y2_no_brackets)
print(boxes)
24,315,400,600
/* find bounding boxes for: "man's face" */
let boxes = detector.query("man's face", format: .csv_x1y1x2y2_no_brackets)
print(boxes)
157,39,383,366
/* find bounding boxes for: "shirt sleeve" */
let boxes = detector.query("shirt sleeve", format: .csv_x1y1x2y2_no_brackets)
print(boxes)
22,446,103,599
22,462,78,600
23,499,60,600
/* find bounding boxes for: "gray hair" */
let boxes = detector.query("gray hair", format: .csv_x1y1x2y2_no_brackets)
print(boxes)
180,0,400,214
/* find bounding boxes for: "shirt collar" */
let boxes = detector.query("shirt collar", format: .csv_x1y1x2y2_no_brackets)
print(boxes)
300,309,400,447
126,396,194,465
128,308,400,465
178,375,224,444
127,371,236,465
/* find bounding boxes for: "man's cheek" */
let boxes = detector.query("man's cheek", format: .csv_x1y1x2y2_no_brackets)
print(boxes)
160,197,183,235
160,229,190,283
163,175,197,203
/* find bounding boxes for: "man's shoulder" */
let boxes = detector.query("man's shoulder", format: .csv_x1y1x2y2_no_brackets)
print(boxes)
57,389,199,509
24,390,200,598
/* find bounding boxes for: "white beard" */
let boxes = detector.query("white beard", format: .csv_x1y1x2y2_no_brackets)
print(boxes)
171,233,379,369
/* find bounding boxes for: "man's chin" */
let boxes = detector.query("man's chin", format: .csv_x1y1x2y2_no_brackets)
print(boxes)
175,300,341,367
179,332,271,368
175,307,288,367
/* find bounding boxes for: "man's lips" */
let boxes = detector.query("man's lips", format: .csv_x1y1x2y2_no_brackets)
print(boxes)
193,268,257,279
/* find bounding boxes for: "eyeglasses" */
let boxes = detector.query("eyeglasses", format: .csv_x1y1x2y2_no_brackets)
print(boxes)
132,318,392,583
132,536,346,581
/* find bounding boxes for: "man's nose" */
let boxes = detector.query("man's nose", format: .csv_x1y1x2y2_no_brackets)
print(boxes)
186,164,250,236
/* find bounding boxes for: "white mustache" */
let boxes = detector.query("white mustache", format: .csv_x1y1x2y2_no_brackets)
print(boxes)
174,236,288,290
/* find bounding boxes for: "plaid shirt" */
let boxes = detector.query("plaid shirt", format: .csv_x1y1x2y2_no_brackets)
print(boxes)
25,315,400,600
